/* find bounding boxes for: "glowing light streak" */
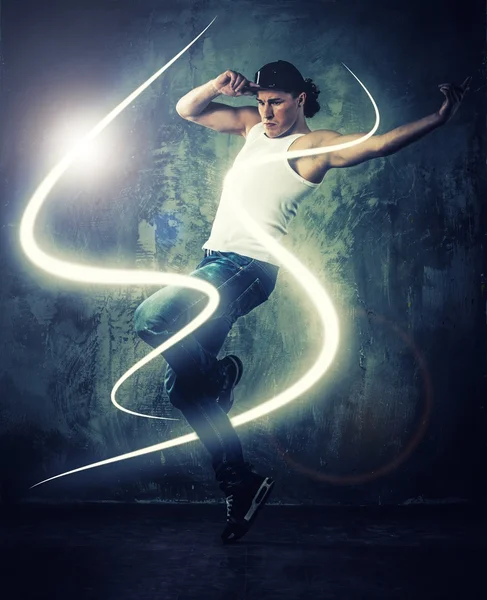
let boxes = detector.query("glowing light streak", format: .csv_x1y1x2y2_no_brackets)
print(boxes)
22,20,380,489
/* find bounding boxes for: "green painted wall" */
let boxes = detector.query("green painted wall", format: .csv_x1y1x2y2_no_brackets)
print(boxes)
0,0,484,506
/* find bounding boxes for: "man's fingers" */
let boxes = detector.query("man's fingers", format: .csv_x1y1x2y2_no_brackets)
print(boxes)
234,78,247,93
241,82,260,96
438,77,472,94
247,82,260,92
437,77,470,120
221,71,260,96
236,78,254,96
241,86,258,96
439,87,455,107
439,85,459,99
230,76,244,95
229,73,238,89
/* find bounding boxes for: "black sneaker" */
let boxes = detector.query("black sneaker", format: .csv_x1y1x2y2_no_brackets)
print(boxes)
216,355,243,414
217,463,274,543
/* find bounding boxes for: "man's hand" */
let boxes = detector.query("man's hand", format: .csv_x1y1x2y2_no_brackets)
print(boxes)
213,70,260,97
437,76,471,124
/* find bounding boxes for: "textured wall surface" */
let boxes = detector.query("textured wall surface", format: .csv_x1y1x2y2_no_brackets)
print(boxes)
0,0,485,506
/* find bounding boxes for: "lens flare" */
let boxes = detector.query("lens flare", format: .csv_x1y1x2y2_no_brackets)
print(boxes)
50,120,105,167
22,20,380,489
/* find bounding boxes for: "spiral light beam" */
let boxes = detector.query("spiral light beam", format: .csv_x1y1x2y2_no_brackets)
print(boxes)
23,19,380,489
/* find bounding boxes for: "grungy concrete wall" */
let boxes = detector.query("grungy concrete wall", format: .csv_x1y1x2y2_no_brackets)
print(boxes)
0,0,485,506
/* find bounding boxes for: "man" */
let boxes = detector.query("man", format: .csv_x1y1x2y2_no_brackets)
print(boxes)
134,61,470,543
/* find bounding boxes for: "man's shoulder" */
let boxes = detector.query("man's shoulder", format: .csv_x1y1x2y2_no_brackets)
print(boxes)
242,110,262,138
301,128,341,148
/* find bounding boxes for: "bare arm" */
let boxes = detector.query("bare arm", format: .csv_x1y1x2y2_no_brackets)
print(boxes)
321,113,444,168
321,77,471,169
176,71,261,137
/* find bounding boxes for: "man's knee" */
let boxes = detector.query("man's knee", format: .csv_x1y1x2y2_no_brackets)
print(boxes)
133,300,170,342
133,301,149,338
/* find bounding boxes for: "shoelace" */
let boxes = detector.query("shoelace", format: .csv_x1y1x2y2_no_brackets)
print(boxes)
225,494,234,518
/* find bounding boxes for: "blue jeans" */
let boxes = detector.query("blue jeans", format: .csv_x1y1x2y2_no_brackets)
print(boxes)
133,250,279,475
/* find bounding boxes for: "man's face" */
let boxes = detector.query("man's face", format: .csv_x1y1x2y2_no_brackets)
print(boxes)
256,89,303,137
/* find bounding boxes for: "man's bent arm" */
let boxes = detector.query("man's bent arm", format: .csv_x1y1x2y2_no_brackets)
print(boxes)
175,71,259,136
176,81,221,118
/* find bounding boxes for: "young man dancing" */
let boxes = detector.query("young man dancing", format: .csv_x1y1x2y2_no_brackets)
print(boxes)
134,60,470,542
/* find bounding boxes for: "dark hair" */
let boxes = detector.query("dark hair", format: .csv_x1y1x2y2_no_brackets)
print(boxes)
290,78,321,118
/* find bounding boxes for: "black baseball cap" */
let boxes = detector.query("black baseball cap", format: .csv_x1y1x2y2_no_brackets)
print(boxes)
254,60,306,93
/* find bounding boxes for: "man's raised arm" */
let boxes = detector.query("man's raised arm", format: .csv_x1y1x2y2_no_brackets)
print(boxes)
176,70,260,136
319,77,472,169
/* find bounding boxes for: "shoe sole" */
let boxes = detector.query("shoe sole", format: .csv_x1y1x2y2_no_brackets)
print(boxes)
221,477,274,544
227,355,243,387
218,355,243,413
244,476,274,521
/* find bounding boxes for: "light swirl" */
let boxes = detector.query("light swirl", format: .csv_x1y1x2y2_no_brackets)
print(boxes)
21,19,380,489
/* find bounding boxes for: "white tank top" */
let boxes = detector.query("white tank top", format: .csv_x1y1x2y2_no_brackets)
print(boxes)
202,122,321,265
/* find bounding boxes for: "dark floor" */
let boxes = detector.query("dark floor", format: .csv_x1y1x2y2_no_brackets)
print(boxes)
0,502,485,600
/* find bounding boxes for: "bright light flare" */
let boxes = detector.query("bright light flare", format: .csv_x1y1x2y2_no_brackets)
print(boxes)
22,19,380,489
51,121,105,166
